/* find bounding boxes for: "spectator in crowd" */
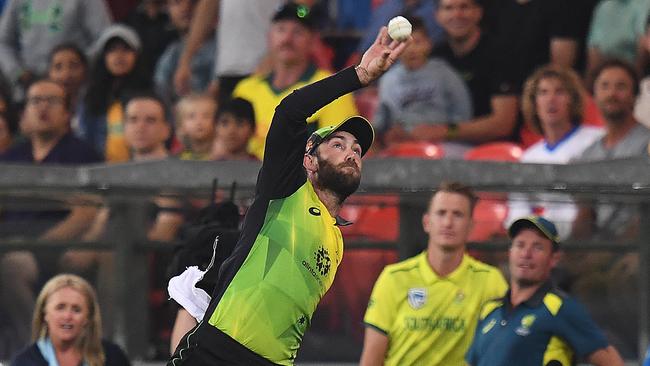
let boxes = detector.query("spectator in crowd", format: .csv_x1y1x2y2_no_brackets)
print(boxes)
505,65,604,239
431,0,518,144
154,0,215,104
572,59,650,239
569,60,650,355
125,0,178,80
10,274,131,366
0,78,102,358
568,0,601,75
635,18,650,127
350,0,443,66
484,0,578,91
175,94,217,161
233,2,358,160
78,25,151,163
211,97,257,161
466,216,624,366
586,0,650,84
173,0,284,101
374,16,473,157
0,111,14,154
80,93,183,248
47,43,89,130
360,182,507,366
0,0,111,100
0,82,17,153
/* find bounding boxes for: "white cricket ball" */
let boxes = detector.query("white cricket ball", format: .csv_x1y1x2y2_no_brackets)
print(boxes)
387,16,412,41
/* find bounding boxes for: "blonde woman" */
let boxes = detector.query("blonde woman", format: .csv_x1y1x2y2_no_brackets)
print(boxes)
10,274,130,366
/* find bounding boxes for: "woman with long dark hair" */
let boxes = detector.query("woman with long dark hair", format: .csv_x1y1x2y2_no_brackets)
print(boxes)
78,24,151,162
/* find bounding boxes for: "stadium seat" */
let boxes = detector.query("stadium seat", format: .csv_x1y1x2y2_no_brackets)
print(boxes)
467,198,509,242
354,87,379,121
464,143,517,244
582,93,605,127
464,142,523,162
339,194,399,242
379,141,445,159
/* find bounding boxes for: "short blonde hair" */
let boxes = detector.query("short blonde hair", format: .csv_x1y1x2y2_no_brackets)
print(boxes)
522,65,584,134
33,274,105,366
174,93,217,126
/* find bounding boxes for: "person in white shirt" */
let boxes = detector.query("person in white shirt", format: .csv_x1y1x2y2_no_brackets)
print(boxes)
505,65,603,239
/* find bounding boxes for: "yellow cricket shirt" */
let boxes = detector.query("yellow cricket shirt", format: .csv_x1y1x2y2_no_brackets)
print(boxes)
364,252,507,366
232,64,358,160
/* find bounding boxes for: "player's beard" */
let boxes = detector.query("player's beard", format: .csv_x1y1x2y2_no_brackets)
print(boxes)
316,158,361,204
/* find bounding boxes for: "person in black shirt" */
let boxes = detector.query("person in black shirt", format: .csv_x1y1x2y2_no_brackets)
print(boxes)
431,0,519,143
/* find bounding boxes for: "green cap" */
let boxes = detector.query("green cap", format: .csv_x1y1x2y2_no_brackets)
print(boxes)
305,116,375,157
508,215,560,250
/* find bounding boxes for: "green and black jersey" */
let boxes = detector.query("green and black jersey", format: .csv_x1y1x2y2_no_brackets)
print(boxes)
191,67,363,365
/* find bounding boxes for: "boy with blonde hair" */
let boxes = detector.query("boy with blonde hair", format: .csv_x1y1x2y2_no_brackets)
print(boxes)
175,94,217,160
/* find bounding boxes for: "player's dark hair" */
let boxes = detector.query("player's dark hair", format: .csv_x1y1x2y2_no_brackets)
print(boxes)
217,97,256,130
591,58,640,96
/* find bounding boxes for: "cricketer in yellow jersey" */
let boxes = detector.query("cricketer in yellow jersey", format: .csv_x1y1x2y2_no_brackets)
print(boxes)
360,182,507,366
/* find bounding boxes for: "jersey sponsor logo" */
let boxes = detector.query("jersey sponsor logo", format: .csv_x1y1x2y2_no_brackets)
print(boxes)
515,314,536,336
407,288,427,309
482,319,497,334
404,316,466,332
308,207,321,216
315,247,331,276
301,246,331,285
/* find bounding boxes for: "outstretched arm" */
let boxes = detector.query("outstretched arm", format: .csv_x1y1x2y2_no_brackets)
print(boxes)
355,27,410,86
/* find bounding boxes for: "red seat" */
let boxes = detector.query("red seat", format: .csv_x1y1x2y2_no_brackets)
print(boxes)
339,195,399,242
467,198,509,242
582,93,605,127
464,142,523,162
464,143,515,244
380,141,445,159
354,87,379,121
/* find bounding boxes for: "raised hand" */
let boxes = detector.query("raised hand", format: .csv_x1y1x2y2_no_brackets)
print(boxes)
356,26,411,85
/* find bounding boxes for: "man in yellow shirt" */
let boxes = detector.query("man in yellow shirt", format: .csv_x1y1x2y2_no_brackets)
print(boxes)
233,2,358,160
361,182,507,366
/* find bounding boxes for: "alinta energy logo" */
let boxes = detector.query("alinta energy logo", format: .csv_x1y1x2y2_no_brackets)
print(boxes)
301,246,331,285
315,247,331,276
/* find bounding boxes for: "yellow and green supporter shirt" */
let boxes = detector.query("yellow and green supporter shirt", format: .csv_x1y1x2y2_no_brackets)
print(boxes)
364,252,507,366
233,64,358,160
466,281,609,366
174,67,364,366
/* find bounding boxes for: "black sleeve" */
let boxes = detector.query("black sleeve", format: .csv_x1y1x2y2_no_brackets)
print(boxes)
257,66,363,199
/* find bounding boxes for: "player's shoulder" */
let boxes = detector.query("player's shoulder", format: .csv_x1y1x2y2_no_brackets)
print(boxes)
381,252,423,277
545,287,582,317
479,295,505,320
464,255,502,275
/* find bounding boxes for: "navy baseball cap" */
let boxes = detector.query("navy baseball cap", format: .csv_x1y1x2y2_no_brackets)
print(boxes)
508,215,560,250
305,116,375,157
272,2,316,30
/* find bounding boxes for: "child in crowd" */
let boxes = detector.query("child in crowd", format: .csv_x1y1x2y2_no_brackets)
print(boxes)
211,97,257,161
175,94,217,160
78,24,151,162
